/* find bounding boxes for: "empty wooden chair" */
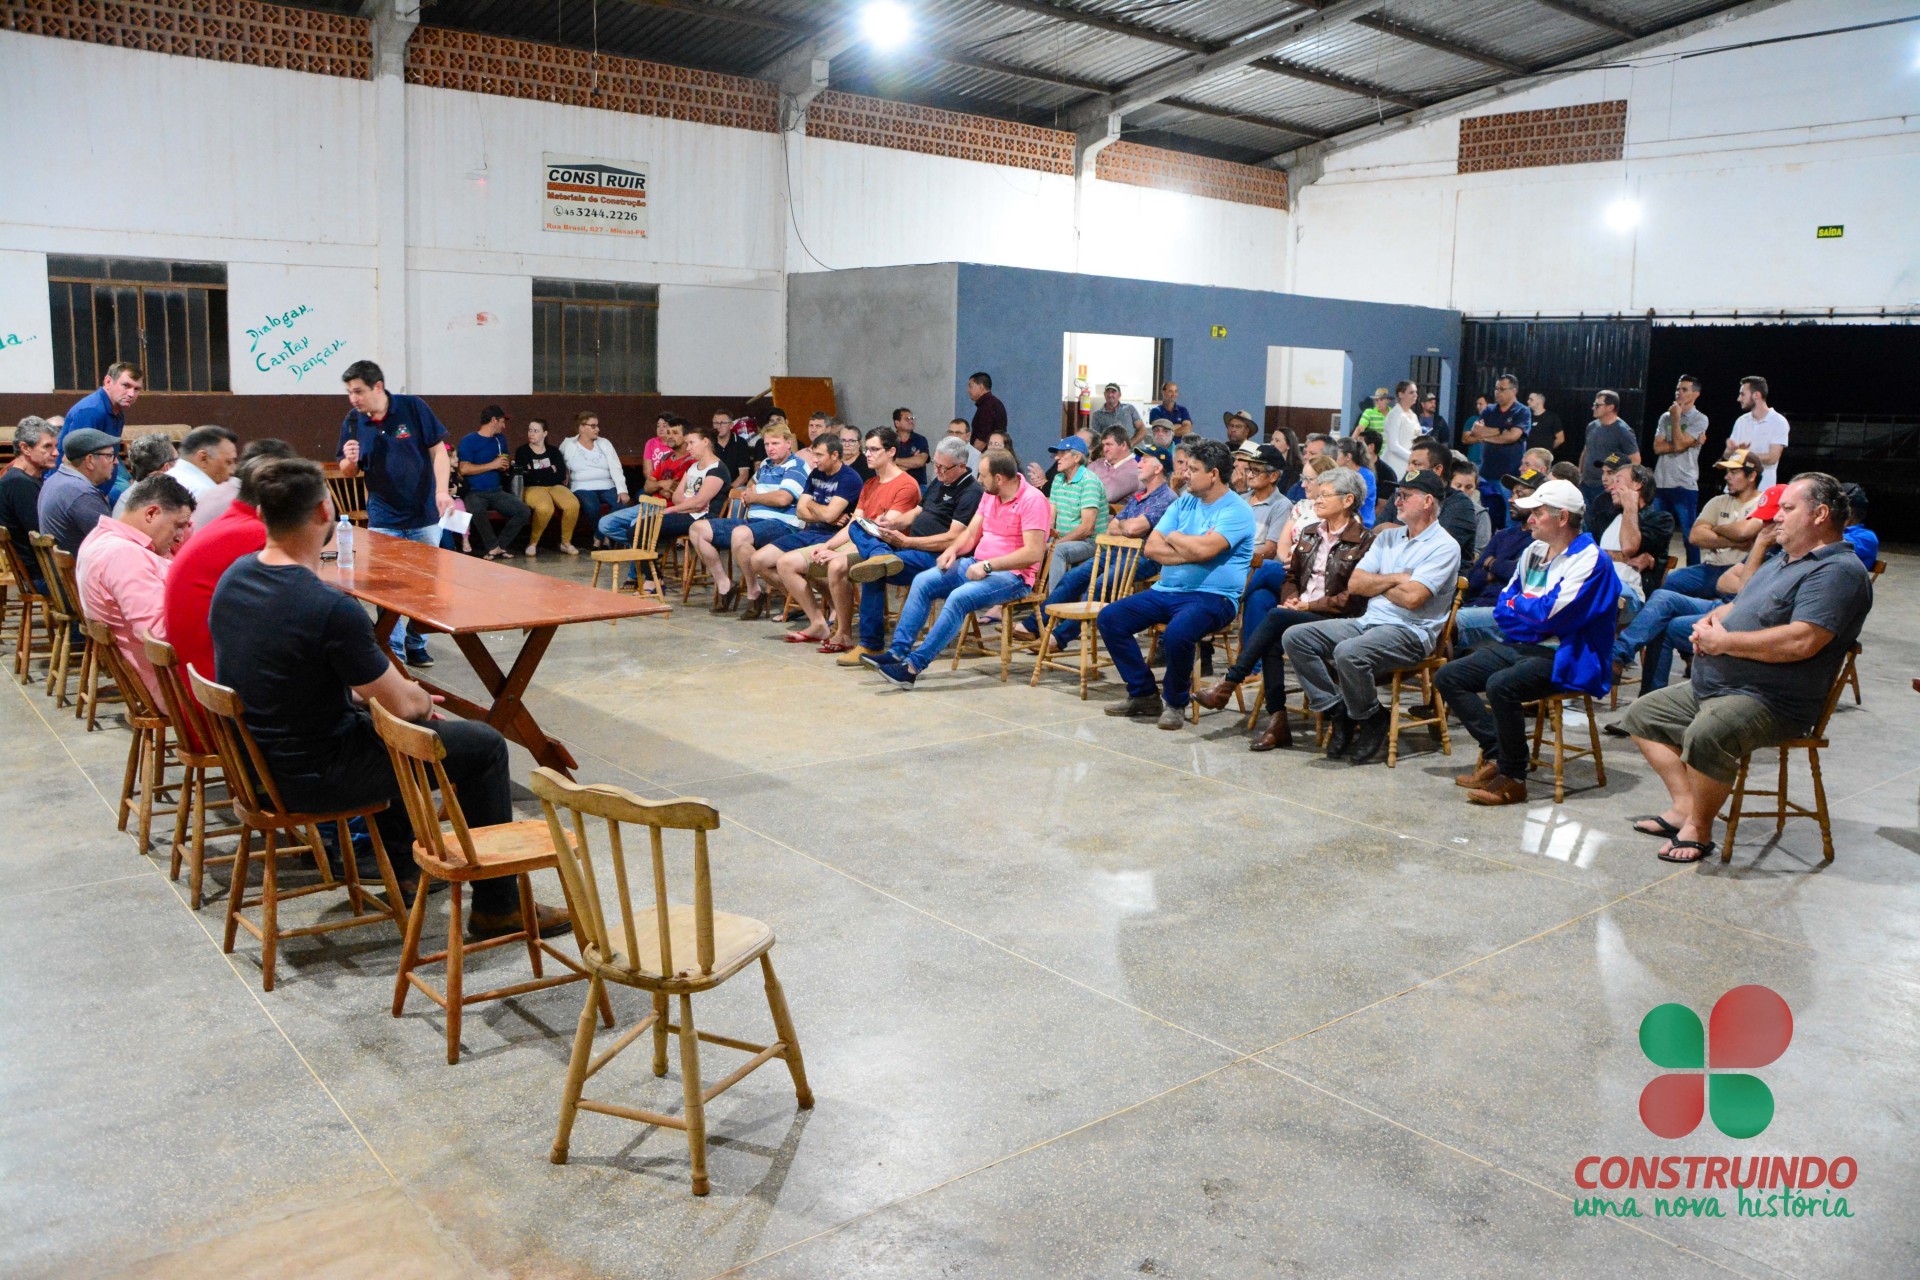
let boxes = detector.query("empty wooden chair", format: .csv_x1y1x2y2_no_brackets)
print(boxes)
28,533,79,705
1383,577,1468,767
83,620,179,853
1526,689,1606,804
1722,646,1858,864
589,496,667,599
323,467,369,527
188,667,406,991
0,529,54,682
369,702,610,1065
531,768,812,1196
1030,534,1144,699
143,637,243,909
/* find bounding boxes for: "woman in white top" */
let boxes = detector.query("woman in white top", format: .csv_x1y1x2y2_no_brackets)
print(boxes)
559,411,628,546
1382,380,1422,478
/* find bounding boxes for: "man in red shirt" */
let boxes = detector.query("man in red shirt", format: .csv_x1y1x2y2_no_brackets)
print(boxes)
778,426,919,651
162,440,298,717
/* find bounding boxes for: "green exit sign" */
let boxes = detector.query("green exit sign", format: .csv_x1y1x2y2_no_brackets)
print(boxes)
1816,225,1844,239
1209,324,1228,338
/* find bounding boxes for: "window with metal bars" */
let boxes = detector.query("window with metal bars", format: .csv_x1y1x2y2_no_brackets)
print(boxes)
532,279,659,394
46,256,230,393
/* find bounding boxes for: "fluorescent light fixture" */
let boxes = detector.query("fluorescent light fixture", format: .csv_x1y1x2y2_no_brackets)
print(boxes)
1605,197,1641,232
860,1,911,52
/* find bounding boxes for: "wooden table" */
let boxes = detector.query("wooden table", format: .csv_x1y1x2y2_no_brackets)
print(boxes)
317,531,670,777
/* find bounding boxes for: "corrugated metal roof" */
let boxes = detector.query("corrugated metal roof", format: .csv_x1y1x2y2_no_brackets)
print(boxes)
408,0,1758,165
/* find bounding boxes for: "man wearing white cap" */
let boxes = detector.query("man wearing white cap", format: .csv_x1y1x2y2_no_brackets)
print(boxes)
1436,479,1620,805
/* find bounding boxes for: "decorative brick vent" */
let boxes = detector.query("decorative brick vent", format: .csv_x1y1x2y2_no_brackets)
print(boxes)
1095,140,1288,210
407,25,777,132
806,90,1073,176
2,0,368,77
1458,100,1627,174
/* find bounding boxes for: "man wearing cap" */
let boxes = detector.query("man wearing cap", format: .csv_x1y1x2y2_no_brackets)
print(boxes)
1579,390,1641,511
1463,374,1531,490
1098,439,1254,730
1453,467,1551,650
1437,479,1619,805
1237,444,1295,636
37,428,120,556
1087,426,1141,504
1224,410,1260,453
455,405,531,559
1419,392,1452,451
60,362,144,503
1651,375,1709,565
1044,434,1110,591
1660,448,1765,600
1014,443,1176,652
1355,389,1389,440
1622,473,1871,862
336,358,454,668
1090,383,1145,448
1229,440,1260,495
1282,468,1463,765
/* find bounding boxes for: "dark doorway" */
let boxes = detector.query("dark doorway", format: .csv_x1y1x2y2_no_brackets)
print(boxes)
1458,320,1650,466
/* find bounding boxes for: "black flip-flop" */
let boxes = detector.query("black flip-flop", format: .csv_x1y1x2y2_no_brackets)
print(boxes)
1629,815,1681,839
1657,839,1716,864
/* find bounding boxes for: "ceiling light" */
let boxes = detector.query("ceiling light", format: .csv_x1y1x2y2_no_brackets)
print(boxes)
860,1,911,52
1605,197,1642,232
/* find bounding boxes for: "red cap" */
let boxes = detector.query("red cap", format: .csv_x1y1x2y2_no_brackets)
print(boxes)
1751,483,1787,522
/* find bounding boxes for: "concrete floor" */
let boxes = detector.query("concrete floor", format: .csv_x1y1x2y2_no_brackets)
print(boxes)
4,550,1917,1279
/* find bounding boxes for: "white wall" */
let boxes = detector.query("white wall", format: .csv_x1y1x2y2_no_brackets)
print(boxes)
1292,0,1920,317
227,263,376,394
0,250,54,393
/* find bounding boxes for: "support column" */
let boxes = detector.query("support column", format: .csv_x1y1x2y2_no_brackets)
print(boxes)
370,2,418,387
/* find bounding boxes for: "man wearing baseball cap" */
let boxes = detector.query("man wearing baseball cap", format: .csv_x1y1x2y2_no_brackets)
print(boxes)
1089,382,1144,446
1043,434,1109,590
1436,479,1620,805
1356,388,1389,440
36,428,120,556
1282,467,1463,765
1658,448,1764,601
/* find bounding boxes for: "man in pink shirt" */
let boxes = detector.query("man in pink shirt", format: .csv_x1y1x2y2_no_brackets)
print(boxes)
865,450,1050,687
75,473,197,699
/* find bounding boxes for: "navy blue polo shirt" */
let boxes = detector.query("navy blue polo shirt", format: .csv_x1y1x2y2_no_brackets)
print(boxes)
1477,401,1532,487
455,430,509,493
59,387,125,448
337,392,448,529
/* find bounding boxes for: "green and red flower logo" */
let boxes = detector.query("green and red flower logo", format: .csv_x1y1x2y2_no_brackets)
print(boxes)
1640,985,1793,1140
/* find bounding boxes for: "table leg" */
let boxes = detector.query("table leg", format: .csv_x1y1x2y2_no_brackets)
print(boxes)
449,628,579,777
373,609,405,671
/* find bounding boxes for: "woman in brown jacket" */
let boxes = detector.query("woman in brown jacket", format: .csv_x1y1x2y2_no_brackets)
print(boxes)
1194,465,1376,750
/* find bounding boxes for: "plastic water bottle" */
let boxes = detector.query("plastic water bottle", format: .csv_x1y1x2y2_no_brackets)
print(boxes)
335,517,355,569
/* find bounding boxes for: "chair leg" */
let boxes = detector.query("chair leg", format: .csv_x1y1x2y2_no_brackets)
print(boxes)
1432,675,1451,756
761,954,814,1108
651,991,671,1076
338,819,366,917
393,874,431,1017
1774,749,1790,838
260,828,280,992
1029,620,1052,689
1586,695,1606,787
445,882,465,1065
550,973,604,1165
1808,747,1833,862
519,873,545,977
677,993,710,1195
136,727,158,851
1385,673,1403,767
168,764,193,884
116,729,140,833
224,826,253,952
1552,700,1567,805
1721,757,1751,863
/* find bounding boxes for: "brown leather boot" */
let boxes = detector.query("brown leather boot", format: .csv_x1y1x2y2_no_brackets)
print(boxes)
1249,710,1292,752
1467,774,1529,806
1193,678,1240,711
1454,758,1501,789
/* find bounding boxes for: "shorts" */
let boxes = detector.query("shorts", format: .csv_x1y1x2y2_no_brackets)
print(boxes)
771,527,833,553
1619,681,1795,786
704,517,793,549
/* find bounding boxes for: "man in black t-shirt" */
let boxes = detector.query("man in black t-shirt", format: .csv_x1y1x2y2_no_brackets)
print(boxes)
208,458,564,938
838,436,983,663
890,407,932,485
3,416,59,587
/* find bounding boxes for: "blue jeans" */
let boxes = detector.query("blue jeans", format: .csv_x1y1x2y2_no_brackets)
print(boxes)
1661,562,1725,602
574,489,619,536
1096,589,1237,709
1452,606,1501,652
888,559,1033,671
848,525,937,651
1613,587,1713,691
1038,557,1158,646
1240,561,1290,655
369,523,439,649
1656,487,1700,565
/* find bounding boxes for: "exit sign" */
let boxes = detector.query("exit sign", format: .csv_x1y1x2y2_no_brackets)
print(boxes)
1209,324,1228,338
1816,225,1844,239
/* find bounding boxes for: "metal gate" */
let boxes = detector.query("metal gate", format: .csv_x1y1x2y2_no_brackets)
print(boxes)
1458,319,1651,457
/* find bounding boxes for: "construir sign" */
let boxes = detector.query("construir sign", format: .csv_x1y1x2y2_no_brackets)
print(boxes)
543,154,650,238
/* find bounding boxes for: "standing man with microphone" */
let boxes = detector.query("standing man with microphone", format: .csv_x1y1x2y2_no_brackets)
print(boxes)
336,359,454,668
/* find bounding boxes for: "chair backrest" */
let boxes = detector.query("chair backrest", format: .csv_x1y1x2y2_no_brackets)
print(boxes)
627,495,668,551
80,618,162,722
529,767,723,979
324,468,368,526
1088,534,1144,605
142,634,214,756
186,664,288,820
0,528,44,601
50,548,85,623
28,534,68,619
1809,644,1861,741
723,494,748,521
367,700,477,870
1436,575,1468,653
1870,559,1885,582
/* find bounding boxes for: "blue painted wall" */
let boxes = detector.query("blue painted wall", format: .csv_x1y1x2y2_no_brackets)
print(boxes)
951,263,1461,459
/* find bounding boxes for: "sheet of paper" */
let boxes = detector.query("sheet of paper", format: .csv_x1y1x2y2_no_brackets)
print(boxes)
438,509,473,537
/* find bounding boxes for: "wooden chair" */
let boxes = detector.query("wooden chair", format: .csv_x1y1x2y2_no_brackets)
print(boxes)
0,529,54,682
82,620,181,853
589,496,667,599
677,497,747,604
532,768,812,1196
323,466,369,527
1383,577,1467,767
143,637,243,909
1722,646,1858,864
1611,555,1684,711
1029,535,1143,698
188,668,406,991
52,548,121,730
28,533,79,705
1526,690,1606,804
1845,563,1884,705
951,548,1054,681
369,702,611,1065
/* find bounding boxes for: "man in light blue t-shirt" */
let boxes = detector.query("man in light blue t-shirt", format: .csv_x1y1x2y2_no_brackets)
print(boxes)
1098,438,1255,731
1283,468,1463,765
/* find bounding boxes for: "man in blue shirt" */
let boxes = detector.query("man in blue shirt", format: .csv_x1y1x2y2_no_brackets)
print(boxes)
1464,374,1532,491
1016,443,1177,652
36,428,119,555
60,361,144,503
336,359,454,667
1283,469,1464,765
455,405,531,559
1098,439,1254,731
1149,382,1192,442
